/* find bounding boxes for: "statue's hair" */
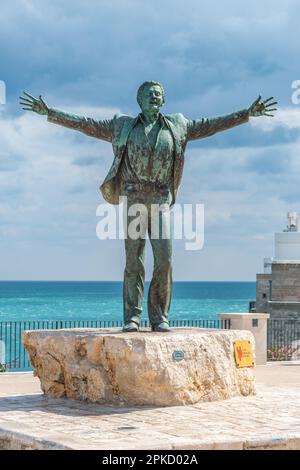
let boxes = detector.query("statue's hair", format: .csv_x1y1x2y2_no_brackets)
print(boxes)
137,81,165,107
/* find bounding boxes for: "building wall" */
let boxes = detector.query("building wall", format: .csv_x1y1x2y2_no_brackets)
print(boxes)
271,263,300,302
256,263,300,322
275,232,300,260
268,302,300,319
256,274,272,313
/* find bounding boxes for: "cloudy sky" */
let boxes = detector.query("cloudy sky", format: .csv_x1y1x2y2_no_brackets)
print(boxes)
1,0,300,281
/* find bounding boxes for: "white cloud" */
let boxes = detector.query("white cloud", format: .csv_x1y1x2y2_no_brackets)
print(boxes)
250,107,300,132
0,107,118,244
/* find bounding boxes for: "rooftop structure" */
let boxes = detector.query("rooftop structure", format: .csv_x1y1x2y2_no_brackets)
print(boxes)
256,212,300,319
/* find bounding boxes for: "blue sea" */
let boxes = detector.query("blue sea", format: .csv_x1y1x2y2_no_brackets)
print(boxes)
0,281,255,322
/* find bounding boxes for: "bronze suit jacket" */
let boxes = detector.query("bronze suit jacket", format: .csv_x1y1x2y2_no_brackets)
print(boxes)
48,108,249,206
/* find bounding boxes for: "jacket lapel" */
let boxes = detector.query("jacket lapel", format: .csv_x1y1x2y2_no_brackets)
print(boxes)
118,115,139,149
163,116,181,157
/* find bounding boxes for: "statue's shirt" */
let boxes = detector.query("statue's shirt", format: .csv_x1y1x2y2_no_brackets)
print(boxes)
119,114,174,188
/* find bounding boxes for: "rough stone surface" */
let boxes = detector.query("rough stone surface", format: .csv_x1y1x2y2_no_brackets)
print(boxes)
23,328,255,406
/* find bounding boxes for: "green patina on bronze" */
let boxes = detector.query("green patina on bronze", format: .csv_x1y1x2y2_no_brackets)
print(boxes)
19,83,277,332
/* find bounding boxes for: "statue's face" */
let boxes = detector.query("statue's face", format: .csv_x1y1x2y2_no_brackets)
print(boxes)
140,85,164,114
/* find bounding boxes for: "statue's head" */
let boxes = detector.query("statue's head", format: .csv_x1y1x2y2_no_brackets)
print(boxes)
137,81,165,114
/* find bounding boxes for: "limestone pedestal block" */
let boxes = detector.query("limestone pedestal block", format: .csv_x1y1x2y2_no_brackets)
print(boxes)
23,328,256,406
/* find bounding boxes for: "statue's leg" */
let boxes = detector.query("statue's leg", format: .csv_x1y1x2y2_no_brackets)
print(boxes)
123,197,147,328
147,203,173,329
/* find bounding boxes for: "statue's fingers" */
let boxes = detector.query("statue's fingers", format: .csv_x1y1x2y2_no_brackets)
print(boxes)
22,107,33,111
20,103,33,109
23,91,37,101
267,108,277,112
263,96,274,104
264,113,274,117
19,96,32,104
39,95,47,107
253,94,261,105
266,101,277,107
19,99,32,106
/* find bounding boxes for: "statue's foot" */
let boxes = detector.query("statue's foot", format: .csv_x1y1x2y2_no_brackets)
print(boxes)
122,321,139,332
151,322,171,332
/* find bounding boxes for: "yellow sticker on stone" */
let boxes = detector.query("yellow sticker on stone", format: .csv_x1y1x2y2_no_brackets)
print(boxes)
233,340,254,368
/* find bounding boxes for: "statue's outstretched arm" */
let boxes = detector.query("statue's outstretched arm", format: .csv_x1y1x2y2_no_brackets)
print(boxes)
187,96,277,141
19,91,113,142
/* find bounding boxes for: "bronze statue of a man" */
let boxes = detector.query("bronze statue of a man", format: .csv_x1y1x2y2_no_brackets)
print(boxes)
20,83,277,332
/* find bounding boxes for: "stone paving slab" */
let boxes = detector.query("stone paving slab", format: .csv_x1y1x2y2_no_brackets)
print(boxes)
0,372,41,396
0,381,300,449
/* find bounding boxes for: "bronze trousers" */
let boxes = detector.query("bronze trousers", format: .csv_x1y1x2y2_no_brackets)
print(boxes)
123,190,172,327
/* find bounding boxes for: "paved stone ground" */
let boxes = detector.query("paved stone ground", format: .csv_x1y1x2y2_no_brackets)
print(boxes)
0,364,300,450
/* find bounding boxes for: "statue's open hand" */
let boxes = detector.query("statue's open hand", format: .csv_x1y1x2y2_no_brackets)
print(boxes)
248,95,277,117
19,91,49,115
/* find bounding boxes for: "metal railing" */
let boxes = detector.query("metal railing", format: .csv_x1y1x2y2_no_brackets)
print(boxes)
267,319,300,361
2,317,299,369
0,318,231,371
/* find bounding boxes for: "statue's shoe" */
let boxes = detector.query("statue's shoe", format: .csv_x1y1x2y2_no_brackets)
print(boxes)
122,321,139,332
151,322,171,332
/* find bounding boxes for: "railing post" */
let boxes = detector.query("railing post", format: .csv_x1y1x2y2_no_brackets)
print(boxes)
54,321,64,330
